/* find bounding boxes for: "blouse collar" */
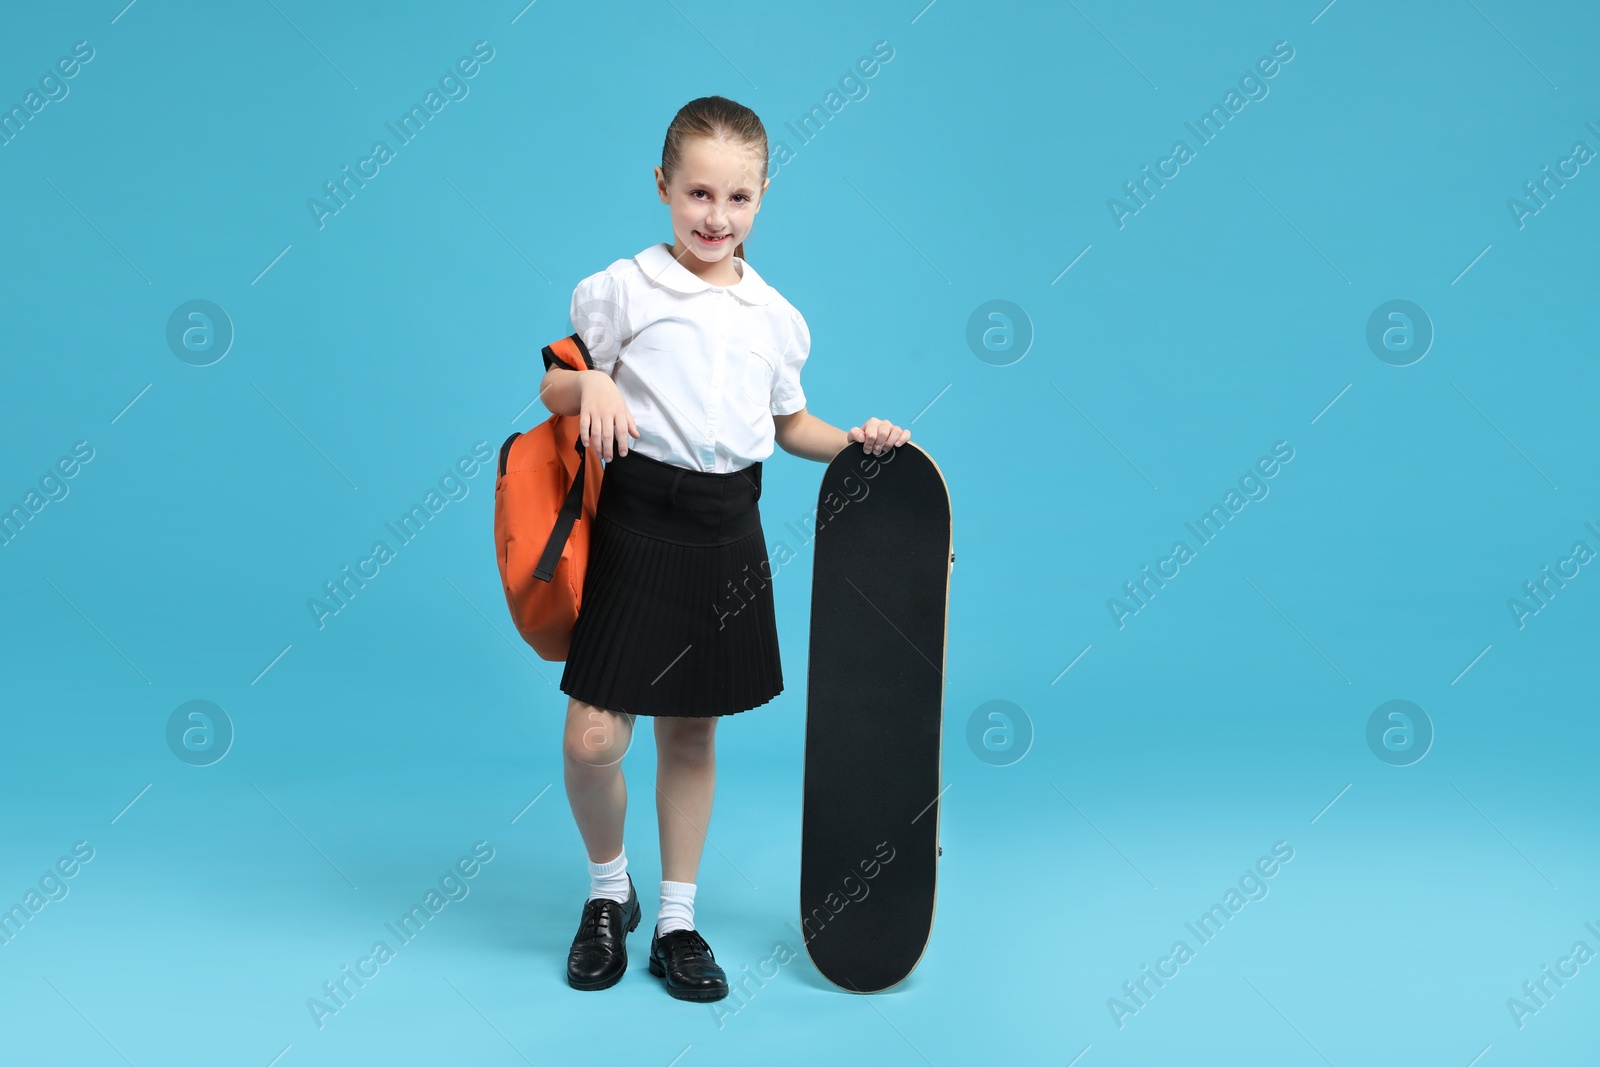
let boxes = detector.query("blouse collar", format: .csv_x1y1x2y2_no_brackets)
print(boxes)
634,242,774,305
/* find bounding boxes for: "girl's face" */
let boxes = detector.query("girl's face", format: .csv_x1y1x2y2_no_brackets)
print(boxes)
655,136,769,275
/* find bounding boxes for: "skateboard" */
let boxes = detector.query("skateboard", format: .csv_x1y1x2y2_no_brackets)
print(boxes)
799,440,952,993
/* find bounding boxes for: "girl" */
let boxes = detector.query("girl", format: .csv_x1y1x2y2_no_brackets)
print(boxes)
537,95,911,1002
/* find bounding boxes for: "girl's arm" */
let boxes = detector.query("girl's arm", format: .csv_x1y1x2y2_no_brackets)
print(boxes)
540,367,638,460
774,408,909,463
540,366,622,417
538,366,591,416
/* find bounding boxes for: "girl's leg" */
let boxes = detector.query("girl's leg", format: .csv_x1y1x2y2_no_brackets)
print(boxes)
654,715,718,882
563,698,640,993
649,715,730,1000
562,697,635,862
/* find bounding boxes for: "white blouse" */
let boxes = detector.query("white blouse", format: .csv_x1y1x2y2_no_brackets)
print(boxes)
565,242,810,473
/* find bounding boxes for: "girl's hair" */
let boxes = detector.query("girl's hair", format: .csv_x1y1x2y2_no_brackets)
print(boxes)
660,95,767,263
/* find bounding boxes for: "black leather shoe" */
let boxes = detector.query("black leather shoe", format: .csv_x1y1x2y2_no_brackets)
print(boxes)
566,875,641,991
648,926,729,1001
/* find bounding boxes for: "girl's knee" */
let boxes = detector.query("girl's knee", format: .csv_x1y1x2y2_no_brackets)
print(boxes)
564,700,633,767
656,715,717,762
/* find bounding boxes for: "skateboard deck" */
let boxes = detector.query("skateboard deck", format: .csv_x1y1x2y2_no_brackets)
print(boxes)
800,440,952,992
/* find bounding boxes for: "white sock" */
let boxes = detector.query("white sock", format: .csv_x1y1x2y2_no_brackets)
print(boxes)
587,847,630,903
657,880,697,935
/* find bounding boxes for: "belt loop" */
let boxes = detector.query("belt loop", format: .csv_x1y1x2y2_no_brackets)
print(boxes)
667,467,686,509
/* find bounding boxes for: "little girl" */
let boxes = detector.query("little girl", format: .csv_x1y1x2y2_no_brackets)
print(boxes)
538,95,910,1001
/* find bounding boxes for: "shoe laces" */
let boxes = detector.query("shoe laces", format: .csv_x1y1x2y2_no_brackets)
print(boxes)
580,897,622,938
663,928,712,959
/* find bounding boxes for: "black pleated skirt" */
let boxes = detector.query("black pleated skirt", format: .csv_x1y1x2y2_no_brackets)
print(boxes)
558,448,783,717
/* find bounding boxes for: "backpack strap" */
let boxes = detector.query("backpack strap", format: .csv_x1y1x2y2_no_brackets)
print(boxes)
541,332,596,374
534,433,590,582
533,332,599,583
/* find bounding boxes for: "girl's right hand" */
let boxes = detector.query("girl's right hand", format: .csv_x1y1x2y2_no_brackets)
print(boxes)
578,371,638,460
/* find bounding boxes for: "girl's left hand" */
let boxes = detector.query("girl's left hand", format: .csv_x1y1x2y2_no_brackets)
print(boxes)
848,418,910,456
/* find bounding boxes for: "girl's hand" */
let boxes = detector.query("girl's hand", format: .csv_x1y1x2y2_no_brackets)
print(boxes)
847,418,910,456
578,371,638,460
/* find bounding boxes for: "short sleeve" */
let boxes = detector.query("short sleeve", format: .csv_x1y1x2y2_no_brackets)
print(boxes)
771,302,809,416
567,269,629,377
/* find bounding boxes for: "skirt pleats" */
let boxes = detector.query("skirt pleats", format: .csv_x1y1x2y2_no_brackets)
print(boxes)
558,449,783,717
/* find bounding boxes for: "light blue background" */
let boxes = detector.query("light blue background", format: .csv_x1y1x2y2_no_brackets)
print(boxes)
2,1,1596,1064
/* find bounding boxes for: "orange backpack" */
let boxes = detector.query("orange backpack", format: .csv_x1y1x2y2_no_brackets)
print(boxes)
493,333,605,661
